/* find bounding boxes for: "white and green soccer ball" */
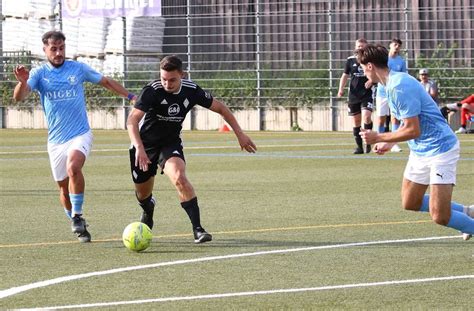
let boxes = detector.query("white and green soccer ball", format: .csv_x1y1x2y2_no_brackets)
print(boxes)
122,222,153,252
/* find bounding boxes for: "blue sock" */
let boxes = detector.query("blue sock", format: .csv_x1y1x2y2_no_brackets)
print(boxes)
420,194,430,212
420,195,465,213
447,211,474,234
64,208,72,220
392,123,400,132
378,125,385,133
70,193,84,217
451,201,464,213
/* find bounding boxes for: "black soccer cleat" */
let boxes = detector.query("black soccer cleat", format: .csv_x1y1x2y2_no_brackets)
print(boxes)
365,144,371,154
71,215,86,234
77,228,92,243
140,197,155,230
353,147,364,154
193,227,212,244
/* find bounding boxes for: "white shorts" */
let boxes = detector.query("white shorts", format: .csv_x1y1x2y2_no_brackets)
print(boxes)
47,130,93,181
376,96,390,116
403,142,460,185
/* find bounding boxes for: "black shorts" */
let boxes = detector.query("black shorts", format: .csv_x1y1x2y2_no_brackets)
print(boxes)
347,99,374,116
129,141,185,184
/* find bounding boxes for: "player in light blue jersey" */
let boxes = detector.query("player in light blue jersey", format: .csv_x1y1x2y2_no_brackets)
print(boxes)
357,44,473,240
375,38,407,152
13,30,136,242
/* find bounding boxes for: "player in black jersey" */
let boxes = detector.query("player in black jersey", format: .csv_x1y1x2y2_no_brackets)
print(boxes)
127,55,257,243
337,38,374,154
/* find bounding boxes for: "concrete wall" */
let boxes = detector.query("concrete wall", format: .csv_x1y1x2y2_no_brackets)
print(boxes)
2,106,461,132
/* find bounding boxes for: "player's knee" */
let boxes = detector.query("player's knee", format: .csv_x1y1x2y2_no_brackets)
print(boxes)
67,164,80,177
402,199,421,211
174,173,191,191
431,212,450,226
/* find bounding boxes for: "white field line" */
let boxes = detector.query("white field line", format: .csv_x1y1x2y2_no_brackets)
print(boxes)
0,143,352,155
16,275,474,310
0,235,460,300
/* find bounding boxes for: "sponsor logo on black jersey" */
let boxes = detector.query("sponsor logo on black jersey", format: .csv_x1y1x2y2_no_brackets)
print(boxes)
168,104,180,116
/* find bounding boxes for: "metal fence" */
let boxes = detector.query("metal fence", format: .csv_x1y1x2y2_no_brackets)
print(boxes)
1,0,473,111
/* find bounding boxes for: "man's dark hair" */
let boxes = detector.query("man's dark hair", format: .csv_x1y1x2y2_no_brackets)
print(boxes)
356,44,389,68
391,37,402,45
42,30,66,45
160,55,183,72
356,38,368,44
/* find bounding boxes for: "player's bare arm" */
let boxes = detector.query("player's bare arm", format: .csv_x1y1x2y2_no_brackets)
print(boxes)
13,65,31,102
209,99,257,153
126,107,151,171
99,77,136,100
337,73,349,97
360,116,420,145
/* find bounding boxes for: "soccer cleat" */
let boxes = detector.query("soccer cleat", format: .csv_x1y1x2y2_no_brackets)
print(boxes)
446,103,460,111
71,215,86,234
365,144,371,154
193,227,212,244
462,233,472,241
77,228,92,243
353,147,364,154
391,144,402,152
455,127,467,134
464,205,474,218
140,197,155,230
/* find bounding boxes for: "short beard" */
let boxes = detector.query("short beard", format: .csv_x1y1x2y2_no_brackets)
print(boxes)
50,59,64,68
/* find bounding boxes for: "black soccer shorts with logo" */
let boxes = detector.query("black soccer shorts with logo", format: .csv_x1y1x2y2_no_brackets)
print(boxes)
347,98,374,116
129,140,185,184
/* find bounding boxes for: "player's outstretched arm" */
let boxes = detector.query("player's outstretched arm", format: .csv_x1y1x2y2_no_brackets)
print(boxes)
99,77,136,101
13,65,31,102
209,99,257,153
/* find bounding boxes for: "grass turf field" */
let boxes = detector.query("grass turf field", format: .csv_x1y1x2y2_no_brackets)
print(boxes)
0,129,473,310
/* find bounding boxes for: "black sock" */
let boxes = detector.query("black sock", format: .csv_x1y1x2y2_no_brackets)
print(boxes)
181,197,201,229
137,193,154,214
364,122,373,131
385,115,391,130
353,127,362,148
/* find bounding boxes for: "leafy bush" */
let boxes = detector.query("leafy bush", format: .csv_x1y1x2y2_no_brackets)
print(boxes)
412,43,473,102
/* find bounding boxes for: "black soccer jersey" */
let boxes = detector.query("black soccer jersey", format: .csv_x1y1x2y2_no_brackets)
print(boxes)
134,79,213,145
343,55,372,102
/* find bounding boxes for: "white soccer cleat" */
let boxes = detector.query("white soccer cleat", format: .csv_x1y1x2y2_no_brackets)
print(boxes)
465,205,474,218
462,233,471,241
455,127,467,134
446,103,460,111
391,144,402,152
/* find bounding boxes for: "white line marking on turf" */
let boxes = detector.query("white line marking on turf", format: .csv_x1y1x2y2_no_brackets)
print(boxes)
0,143,353,155
0,235,460,300
17,275,474,310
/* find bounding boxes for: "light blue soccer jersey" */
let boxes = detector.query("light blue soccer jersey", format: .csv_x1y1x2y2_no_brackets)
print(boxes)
385,71,457,156
377,55,407,97
388,55,407,73
27,60,102,143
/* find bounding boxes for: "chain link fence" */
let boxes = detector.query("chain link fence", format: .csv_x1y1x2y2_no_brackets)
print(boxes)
1,0,473,128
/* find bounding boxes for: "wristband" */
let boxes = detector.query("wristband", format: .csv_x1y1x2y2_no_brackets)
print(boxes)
127,93,135,100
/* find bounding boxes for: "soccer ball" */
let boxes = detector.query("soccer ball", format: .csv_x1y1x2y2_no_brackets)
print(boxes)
122,222,153,252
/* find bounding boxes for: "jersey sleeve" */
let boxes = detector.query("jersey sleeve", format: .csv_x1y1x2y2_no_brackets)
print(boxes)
27,67,41,92
134,86,155,112
391,83,421,119
460,94,474,104
401,60,407,73
81,62,103,84
194,85,213,108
